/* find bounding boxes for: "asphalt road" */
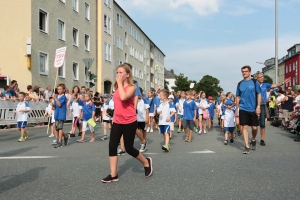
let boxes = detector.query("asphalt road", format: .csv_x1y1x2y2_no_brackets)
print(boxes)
1,121,300,200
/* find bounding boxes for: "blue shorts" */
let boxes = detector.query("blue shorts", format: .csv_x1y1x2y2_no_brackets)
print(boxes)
178,114,183,119
224,127,234,133
17,121,27,129
209,115,214,120
159,125,170,134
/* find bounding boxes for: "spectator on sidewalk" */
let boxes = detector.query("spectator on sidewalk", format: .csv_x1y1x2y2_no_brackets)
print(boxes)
9,80,17,97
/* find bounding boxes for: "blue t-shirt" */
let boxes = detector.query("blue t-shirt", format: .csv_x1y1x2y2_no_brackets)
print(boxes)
2,91,12,98
148,98,155,113
82,101,96,121
208,103,216,117
183,100,197,120
170,102,176,122
135,82,141,96
216,97,221,105
173,97,179,106
154,95,160,107
54,94,67,120
9,87,16,97
236,79,262,112
260,83,272,103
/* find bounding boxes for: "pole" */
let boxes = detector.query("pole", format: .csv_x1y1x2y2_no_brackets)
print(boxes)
47,68,58,134
275,0,278,84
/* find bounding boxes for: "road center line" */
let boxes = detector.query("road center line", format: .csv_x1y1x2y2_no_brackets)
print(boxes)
189,150,215,154
0,156,57,159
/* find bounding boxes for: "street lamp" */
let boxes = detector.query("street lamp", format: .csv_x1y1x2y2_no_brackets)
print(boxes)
275,0,278,84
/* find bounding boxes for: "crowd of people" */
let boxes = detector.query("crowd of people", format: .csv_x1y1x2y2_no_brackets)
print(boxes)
3,63,300,182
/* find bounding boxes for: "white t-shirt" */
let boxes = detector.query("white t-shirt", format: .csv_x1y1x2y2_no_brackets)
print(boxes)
224,109,235,127
70,101,82,117
176,99,185,115
137,99,150,122
295,95,300,103
157,102,176,125
16,101,30,122
108,99,114,110
198,99,209,114
276,94,285,105
46,104,52,115
102,104,111,121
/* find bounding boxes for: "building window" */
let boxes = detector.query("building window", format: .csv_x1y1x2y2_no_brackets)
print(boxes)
286,66,288,73
290,64,292,72
57,20,65,40
125,32,128,45
73,62,79,80
104,0,111,8
117,13,123,27
39,52,48,75
117,36,123,50
73,28,79,46
293,77,296,85
72,0,79,12
85,66,89,82
104,42,111,61
84,3,90,20
85,34,90,51
58,62,65,78
104,15,111,34
39,9,48,33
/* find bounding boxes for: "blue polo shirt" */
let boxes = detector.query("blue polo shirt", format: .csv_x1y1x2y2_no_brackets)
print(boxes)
208,103,216,118
54,94,67,120
183,100,197,120
260,83,272,103
134,82,141,96
82,101,96,121
236,79,262,112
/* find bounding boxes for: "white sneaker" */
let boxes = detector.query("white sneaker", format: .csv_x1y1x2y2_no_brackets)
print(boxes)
139,142,147,152
150,129,153,133
146,127,150,132
48,134,54,138
203,130,207,134
198,130,202,135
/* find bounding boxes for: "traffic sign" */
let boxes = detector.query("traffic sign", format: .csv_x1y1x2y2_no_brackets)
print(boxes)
83,58,94,70
54,47,67,68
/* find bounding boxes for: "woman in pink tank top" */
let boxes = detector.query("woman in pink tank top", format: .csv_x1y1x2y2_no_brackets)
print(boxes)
101,64,153,183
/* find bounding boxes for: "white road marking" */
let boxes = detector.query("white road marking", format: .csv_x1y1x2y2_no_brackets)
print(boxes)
143,153,161,155
189,150,215,154
0,156,57,159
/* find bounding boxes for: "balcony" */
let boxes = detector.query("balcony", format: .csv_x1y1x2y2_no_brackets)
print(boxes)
150,52,154,59
150,67,154,74
150,82,154,88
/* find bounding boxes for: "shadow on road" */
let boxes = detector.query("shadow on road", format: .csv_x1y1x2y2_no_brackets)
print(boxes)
0,146,38,157
0,167,46,194
118,157,144,177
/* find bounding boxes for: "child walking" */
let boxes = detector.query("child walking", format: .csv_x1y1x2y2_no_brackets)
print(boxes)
182,91,197,142
157,90,176,152
176,91,185,133
207,96,216,130
69,93,82,137
101,94,112,141
222,100,236,145
77,93,96,143
53,83,69,148
14,92,30,142
168,95,177,139
43,97,55,138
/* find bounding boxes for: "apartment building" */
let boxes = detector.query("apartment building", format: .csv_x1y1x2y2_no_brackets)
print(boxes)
0,0,97,92
110,1,165,93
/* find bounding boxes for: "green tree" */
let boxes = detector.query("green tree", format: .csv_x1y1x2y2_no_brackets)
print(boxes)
263,75,273,84
194,75,223,97
172,73,190,92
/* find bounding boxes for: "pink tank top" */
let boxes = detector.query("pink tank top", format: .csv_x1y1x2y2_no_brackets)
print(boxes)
113,86,137,124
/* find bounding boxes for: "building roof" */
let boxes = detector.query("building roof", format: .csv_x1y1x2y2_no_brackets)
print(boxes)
114,1,166,57
164,68,176,79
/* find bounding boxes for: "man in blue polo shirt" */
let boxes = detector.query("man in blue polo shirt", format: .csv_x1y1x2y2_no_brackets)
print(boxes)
255,72,291,146
236,66,262,154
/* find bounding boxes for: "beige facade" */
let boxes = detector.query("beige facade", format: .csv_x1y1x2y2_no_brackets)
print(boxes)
112,1,165,93
278,58,285,84
0,0,97,92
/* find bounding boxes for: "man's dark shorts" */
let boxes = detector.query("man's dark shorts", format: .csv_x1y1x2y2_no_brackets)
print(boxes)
239,110,259,126
55,120,65,131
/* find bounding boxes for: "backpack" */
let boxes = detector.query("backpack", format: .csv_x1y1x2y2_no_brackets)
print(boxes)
203,109,210,119
237,79,258,107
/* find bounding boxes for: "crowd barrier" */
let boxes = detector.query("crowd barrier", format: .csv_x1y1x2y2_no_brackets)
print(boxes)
0,100,72,126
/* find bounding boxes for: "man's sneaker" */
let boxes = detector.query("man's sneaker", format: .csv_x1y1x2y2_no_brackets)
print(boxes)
101,135,108,141
64,135,70,146
177,129,181,133
146,127,150,133
101,174,119,183
54,142,63,148
260,140,266,146
230,139,234,143
150,129,153,133
243,147,250,154
117,149,126,156
18,137,25,142
198,130,202,135
224,140,228,145
52,138,58,145
162,145,170,152
144,157,153,177
140,141,147,152
250,140,256,150
24,132,29,140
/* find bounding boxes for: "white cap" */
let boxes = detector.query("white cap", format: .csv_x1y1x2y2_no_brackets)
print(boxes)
168,95,174,99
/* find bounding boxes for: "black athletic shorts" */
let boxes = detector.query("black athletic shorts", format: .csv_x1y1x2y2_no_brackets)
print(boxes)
239,110,259,126
55,120,64,131
137,122,145,130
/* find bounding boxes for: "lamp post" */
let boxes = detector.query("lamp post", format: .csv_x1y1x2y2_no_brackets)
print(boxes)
275,0,278,84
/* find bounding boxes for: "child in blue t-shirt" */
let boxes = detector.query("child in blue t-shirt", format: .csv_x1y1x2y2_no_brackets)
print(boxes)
168,95,177,140
77,93,96,143
207,96,216,130
53,83,68,148
222,100,236,145
183,91,197,142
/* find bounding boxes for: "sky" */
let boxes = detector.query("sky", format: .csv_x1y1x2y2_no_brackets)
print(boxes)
116,0,300,93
